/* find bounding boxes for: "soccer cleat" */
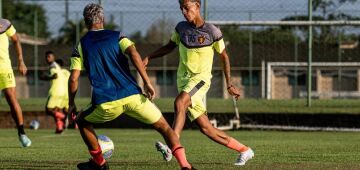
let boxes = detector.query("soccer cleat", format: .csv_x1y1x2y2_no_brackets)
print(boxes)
77,159,109,170
19,134,31,147
155,141,172,162
234,148,254,166
181,166,196,170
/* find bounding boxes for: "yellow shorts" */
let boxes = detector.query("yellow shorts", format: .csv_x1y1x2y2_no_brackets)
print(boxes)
81,94,162,124
46,95,66,109
61,97,69,110
178,78,210,121
0,70,16,90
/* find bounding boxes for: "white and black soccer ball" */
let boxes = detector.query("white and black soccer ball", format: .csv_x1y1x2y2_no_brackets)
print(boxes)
97,135,114,159
29,120,40,130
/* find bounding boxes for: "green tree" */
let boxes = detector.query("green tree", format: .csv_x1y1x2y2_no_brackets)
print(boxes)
55,15,119,45
144,18,175,44
281,0,359,43
3,0,49,38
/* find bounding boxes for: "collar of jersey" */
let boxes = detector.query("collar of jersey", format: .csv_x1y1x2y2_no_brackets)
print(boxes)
90,29,105,31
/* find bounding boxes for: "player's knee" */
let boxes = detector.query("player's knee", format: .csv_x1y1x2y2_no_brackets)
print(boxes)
75,114,88,127
174,98,186,111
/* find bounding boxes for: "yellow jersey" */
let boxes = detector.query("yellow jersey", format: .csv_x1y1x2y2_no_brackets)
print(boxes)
170,21,225,84
48,62,67,97
0,19,16,71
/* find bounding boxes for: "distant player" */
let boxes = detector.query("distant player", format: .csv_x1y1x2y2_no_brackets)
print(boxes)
69,4,194,170
143,0,254,166
41,51,67,133
0,18,31,147
55,58,74,128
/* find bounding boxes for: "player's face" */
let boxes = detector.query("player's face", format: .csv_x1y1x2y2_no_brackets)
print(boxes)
180,1,200,23
46,54,55,64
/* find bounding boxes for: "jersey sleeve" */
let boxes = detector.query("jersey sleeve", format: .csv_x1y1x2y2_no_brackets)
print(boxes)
5,25,16,37
212,25,225,54
70,43,85,70
49,67,57,76
213,39,225,54
119,38,134,54
170,31,180,45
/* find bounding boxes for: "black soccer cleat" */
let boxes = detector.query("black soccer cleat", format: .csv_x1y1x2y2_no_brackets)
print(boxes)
77,159,109,170
181,166,196,170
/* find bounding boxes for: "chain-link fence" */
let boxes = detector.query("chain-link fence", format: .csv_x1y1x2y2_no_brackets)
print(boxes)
2,0,360,99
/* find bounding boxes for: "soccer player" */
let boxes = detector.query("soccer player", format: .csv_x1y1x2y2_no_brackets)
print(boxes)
55,59,73,128
0,18,31,147
143,0,254,166
41,51,67,133
69,4,194,170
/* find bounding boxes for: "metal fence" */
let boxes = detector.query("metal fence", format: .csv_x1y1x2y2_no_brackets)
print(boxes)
2,0,360,99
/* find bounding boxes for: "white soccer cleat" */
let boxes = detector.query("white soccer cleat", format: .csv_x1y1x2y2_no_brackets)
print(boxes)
234,148,254,166
19,134,32,148
155,141,172,162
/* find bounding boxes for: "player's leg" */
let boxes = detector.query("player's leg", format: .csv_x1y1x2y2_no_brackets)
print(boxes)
172,91,192,138
46,96,66,133
153,117,193,169
125,94,194,169
3,87,31,147
75,105,109,170
194,111,254,166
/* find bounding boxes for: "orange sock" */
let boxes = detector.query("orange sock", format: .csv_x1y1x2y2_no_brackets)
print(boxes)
226,137,248,153
89,146,106,166
172,145,191,169
56,120,64,130
55,111,65,119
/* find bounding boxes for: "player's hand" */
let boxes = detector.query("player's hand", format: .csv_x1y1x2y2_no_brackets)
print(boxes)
142,56,149,70
227,85,241,100
18,61,27,76
144,82,155,101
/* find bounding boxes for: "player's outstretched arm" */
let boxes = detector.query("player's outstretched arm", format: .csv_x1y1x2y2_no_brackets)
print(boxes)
39,73,58,80
143,41,177,67
125,45,156,100
10,34,27,76
68,70,80,112
219,49,241,100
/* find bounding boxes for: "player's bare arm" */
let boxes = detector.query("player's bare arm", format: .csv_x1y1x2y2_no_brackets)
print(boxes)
10,34,27,76
219,49,241,100
125,45,156,100
143,41,177,67
40,73,58,80
68,69,80,112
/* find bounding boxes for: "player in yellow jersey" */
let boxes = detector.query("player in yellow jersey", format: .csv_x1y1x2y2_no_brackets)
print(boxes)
0,18,31,147
55,58,74,128
41,51,67,133
143,0,254,166
55,59,70,113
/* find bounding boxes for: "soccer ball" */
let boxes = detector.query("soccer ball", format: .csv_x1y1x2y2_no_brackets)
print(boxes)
97,135,114,159
29,120,40,130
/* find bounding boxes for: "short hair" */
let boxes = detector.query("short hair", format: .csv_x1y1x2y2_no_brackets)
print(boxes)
83,3,104,28
55,59,64,67
179,0,201,5
45,50,54,57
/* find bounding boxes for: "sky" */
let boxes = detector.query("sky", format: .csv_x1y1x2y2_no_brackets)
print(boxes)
23,0,360,37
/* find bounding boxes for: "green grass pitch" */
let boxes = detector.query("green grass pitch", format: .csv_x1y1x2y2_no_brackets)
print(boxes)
0,129,359,169
2,98,360,114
